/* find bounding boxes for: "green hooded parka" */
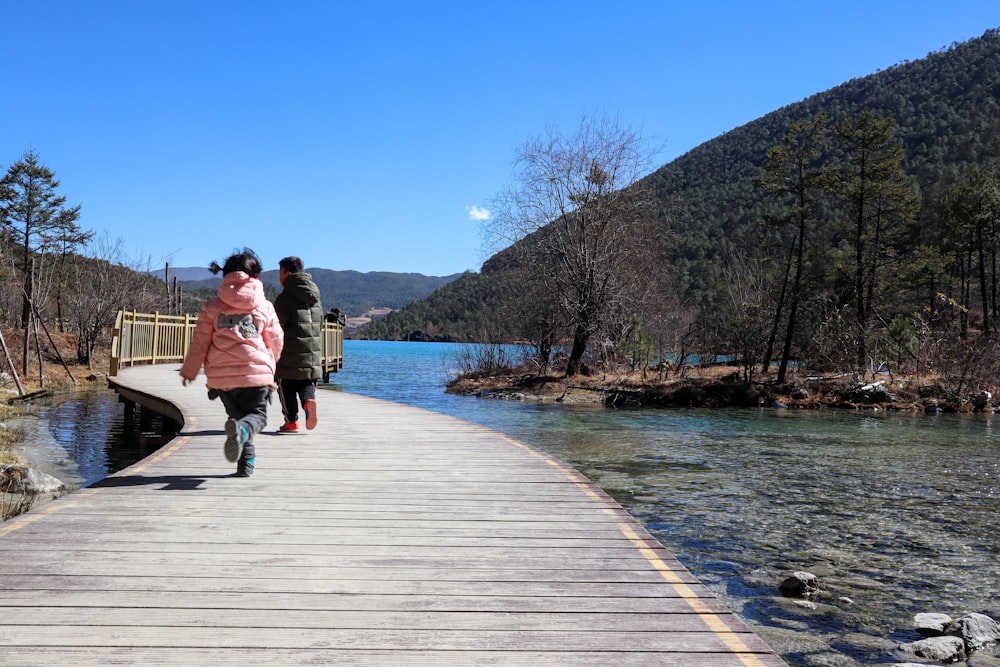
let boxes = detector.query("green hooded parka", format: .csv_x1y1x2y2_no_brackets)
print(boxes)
274,272,323,381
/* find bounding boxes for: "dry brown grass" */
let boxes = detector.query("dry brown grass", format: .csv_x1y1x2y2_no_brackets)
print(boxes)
446,359,977,411
447,361,754,403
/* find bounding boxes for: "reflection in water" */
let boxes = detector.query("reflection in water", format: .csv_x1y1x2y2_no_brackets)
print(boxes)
22,342,1000,666
18,388,148,489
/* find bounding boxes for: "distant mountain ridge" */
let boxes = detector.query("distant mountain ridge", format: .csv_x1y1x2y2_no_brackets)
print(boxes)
151,266,465,317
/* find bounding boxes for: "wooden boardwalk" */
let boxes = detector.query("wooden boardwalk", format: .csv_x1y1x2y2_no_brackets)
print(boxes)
0,365,787,666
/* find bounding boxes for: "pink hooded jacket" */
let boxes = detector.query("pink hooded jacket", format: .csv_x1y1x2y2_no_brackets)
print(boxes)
179,271,284,390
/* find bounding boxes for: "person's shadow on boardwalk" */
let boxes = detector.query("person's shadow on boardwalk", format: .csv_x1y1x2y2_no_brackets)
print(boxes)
91,474,229,490
93,428,240,490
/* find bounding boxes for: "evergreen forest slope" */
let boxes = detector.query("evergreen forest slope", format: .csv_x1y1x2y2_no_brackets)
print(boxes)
365,28,1000,341
650,28,1000,304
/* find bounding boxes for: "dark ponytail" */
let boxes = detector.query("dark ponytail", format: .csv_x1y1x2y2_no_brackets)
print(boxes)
209,248,263,278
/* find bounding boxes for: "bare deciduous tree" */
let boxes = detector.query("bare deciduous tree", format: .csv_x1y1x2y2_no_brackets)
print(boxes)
65,234,160,368
717,247,775,383
486,115,660,376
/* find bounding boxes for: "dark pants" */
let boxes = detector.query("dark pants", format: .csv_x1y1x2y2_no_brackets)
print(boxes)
277,378,316,424
216,386,270,447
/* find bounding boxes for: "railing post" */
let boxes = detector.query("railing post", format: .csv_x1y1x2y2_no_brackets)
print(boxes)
183,314,195,357
128,309,138,369
338,323,343,369
151,312,160,364
109,309,124,377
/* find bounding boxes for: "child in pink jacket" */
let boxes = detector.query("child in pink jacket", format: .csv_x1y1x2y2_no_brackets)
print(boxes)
179,249,283,476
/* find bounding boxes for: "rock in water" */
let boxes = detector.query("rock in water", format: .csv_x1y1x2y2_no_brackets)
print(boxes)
0,465,67,494
945,612,1000,651
778,571,820,598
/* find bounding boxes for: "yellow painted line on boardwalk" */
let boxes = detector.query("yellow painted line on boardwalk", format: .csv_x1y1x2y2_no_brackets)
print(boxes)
613,519,768,666
0,488,101,538
0,413,197,537
126,412,198,476
501,434,769,667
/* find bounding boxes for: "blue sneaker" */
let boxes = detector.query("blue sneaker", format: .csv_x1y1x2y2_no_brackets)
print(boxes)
224,419,248,462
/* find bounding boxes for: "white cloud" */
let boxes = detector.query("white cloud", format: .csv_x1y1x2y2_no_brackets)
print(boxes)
466,205,490,222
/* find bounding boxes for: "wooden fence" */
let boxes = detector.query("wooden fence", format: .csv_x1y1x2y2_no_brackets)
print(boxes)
109,309,344,380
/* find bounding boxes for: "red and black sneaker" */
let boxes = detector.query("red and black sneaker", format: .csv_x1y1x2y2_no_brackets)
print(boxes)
304,399,318,430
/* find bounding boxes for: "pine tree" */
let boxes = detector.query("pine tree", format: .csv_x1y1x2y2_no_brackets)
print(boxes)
0,149,90,375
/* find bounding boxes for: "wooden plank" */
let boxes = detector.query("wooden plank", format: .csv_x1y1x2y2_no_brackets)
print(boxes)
0,589,735,614
0,627,779,653
0,364,787,666
0,608,753,632
0,648,789,667
0,566,695,584
0,575,715,597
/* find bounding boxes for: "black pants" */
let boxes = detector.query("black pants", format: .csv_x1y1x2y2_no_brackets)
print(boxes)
216,386,270,446
277,378,317,424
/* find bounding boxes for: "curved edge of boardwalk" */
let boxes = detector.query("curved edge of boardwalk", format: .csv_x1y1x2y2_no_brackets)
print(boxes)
0,365,788,666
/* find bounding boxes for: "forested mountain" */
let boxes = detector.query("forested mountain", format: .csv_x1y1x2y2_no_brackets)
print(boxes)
649,28,1000,304
365,29,1000,346
174,267,464,317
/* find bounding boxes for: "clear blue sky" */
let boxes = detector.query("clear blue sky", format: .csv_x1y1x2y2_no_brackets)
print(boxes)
2,2,997,276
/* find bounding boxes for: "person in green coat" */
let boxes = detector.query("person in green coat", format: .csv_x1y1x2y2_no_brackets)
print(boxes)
274,256,323,432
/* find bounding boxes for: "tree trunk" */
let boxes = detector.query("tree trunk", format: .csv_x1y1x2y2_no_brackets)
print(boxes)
855,207,867,371
976,219,990,334
536,339,552,369
565,325,589,377
961,252,971,338
778,200,809,383
32,311,44,388
763,240,794,375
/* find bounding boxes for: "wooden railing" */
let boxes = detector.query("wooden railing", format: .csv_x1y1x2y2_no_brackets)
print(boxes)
109,309,344,380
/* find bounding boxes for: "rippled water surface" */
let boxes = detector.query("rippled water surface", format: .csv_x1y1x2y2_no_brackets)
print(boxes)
16,387,136,488
21,340,1000,665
